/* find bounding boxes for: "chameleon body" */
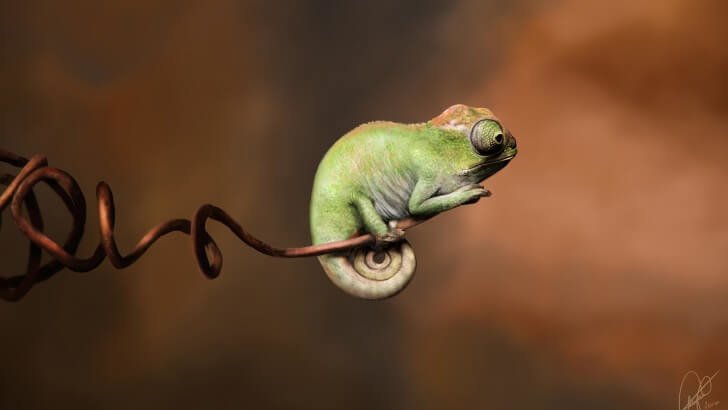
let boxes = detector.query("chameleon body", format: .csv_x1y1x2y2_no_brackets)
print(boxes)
309,104,517,299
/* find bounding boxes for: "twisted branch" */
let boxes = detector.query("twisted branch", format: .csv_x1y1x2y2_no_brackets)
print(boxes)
0,149,428,302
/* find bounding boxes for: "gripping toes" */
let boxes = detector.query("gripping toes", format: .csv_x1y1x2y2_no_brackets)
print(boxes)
375,221,406,247
461,184,491,205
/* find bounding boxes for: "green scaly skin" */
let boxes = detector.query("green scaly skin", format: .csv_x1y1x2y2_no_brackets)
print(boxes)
309,104,517,299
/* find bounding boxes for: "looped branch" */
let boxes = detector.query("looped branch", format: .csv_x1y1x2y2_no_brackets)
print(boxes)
0,149,427,302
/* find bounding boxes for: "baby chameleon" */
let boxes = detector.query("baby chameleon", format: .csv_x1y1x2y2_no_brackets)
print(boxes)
309,104,517,299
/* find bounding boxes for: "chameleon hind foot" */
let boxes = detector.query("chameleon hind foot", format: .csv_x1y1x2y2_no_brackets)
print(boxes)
373,220,406,249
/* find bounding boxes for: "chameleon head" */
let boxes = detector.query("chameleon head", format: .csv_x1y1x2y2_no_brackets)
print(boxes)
431,104,518,184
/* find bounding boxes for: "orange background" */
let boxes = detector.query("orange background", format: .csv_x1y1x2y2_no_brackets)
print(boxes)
1,1,727,408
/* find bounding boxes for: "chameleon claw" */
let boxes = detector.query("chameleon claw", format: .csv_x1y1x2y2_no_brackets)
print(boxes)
463,186,491,205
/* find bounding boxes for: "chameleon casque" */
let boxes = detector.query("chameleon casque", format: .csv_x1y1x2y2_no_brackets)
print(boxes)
310,104,517,299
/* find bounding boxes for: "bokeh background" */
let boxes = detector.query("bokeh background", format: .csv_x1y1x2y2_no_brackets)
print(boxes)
1,0,727,408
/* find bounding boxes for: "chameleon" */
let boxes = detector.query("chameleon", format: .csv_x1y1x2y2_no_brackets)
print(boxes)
309,104,517,299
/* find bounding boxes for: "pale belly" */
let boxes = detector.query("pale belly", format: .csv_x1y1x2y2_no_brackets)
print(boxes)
364,172,416,221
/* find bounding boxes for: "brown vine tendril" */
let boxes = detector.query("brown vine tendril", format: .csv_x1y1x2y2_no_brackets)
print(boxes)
0,149,428,302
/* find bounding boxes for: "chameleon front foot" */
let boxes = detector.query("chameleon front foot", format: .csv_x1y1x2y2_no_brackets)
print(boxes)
460,184,492,205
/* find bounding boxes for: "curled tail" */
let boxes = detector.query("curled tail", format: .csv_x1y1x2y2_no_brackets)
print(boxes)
318,240,416,299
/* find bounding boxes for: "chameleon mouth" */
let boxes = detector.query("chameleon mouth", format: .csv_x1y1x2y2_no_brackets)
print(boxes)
459,149,517,175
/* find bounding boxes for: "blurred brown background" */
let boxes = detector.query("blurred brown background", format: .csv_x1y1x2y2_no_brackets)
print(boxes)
1,0,727,408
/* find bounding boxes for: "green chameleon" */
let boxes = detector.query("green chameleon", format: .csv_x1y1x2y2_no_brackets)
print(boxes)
309,104,517,299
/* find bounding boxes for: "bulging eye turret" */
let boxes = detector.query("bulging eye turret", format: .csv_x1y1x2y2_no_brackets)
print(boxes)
469,119,505,156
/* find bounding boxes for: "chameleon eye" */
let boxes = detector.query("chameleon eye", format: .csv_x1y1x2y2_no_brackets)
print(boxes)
469,119,505,156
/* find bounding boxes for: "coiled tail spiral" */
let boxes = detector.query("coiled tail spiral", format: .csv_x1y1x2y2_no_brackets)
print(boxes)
318,240,416,299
